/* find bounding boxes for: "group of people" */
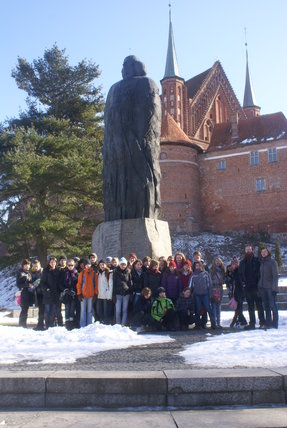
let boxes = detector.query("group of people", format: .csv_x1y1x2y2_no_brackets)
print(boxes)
16,244,279,332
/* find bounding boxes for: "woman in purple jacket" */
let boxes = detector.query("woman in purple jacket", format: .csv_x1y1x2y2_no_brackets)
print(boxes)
161,261,182,305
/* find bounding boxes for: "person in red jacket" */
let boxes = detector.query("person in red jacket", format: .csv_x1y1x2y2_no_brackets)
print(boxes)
76,260,98,327
181,260,193,291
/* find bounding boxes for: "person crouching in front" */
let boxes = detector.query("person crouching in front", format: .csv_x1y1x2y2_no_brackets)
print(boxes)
151,287,178,331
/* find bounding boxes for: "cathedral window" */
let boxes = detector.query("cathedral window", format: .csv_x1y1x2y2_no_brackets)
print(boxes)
268,148,277,163
160,152,167,160
217,160,226,170
256,178,266,192
250,151,259,166
170,100,174,107
170,94,174,101
170,108,174,116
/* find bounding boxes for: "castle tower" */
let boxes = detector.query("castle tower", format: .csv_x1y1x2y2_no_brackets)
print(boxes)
161,6,187,133
243,46,261,118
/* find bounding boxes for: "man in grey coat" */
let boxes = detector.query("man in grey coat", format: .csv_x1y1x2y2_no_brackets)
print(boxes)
258,247,279,328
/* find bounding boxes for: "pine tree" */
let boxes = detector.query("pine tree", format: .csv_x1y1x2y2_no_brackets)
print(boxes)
0,45,104,266
275,240,283,268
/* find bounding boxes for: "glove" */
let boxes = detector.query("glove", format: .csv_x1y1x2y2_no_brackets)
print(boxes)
78,294,83,302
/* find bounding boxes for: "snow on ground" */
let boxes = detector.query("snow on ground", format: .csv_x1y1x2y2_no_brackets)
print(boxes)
180,310,287,369
0,322,173,365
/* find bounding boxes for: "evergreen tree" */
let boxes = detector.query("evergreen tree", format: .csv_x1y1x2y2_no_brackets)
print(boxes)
0,45,104,266
275,240,283,268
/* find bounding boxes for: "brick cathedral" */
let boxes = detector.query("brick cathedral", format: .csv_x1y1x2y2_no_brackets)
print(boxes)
159,12,287,234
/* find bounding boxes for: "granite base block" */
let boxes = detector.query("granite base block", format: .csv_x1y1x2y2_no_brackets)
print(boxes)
92,218,172,259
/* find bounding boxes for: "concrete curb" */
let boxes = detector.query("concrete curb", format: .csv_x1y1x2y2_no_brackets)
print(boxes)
0,368,286,409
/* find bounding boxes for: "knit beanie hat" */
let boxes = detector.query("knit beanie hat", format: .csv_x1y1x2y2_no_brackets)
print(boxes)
169,260,176,268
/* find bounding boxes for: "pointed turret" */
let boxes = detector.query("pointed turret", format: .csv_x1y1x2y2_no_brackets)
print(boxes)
163,7,180,79
243,46,260,118
161,5,186,133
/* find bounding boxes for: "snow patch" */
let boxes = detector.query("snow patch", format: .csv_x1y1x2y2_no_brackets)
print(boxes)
0,322,173,364
180,311,287,368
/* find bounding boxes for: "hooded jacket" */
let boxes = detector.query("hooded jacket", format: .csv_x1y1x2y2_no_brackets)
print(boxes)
258,255,279,292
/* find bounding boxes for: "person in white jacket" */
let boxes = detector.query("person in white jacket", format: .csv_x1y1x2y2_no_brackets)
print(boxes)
96,260,113,324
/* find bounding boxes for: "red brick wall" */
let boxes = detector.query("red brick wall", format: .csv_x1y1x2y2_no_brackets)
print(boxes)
200,139,287,233
159,142,201,232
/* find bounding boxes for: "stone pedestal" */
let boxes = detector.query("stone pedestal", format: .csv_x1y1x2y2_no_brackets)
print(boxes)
92,218,172,260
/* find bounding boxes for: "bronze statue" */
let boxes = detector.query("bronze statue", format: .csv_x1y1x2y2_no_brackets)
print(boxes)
103,56,161,221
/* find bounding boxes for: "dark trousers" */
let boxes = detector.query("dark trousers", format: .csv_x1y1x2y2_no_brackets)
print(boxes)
153,309,179,331
231,298,247,326
261,288,278,328
74,298,81,328
65,299,76,322
44,304,57,329
97,299,114,324
36,294,45,328
56,302,63,326
19,305,29,327
245,288,265,326
178,309,195,329
131,311,153,328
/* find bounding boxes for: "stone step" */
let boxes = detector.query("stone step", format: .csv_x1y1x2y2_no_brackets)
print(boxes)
0,368,286,408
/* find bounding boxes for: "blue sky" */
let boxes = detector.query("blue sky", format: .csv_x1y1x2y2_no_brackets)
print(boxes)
1,0,286,122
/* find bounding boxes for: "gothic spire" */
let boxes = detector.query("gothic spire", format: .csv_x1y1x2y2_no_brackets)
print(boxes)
163,4,180,79
243,36,258,108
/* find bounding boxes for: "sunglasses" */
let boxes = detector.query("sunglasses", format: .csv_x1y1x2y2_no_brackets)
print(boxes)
67,264,74,267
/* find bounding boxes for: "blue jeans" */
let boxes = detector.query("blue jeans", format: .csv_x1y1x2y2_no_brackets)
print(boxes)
133,293,141,310
261,288,278,328
116,294,130,326
65,299,76,322
44,304,57,329
194,294,215,327
80,297,93,327
211,301,221,326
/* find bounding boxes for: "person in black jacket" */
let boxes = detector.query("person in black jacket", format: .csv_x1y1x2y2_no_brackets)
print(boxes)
30,259,44,331
131,287,153,329
60,258,79,330
40,256,62,329
176,287,195,330
16,259,34,327
131,259,144,310
143,259,161,298
239,245,265,329
113,257,133,326
227,257,247,328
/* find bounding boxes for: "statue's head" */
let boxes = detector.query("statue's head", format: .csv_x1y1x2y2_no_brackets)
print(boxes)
122,56,147,79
